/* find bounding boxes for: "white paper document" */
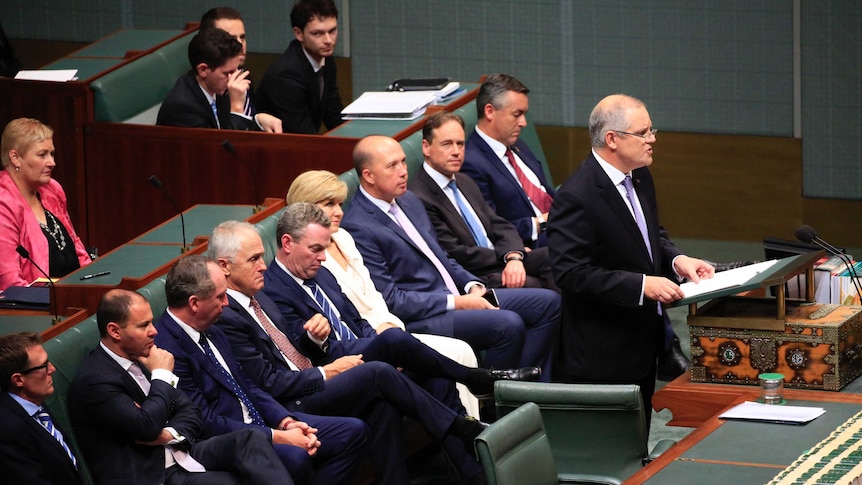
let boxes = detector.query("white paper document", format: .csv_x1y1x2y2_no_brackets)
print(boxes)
14,69,79,82
719,401,826,425
680,259,780,298
341,91,436,120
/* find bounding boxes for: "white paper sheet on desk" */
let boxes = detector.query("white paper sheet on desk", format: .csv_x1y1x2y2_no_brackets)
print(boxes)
680,259,779,298
14,69,79,81
718,401,825,424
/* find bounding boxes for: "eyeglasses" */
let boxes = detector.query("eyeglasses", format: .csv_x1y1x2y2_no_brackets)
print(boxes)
614,128,657,140
18,361,51,375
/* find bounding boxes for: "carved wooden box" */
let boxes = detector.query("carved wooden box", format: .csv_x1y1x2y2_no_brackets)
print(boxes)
690,300,862,391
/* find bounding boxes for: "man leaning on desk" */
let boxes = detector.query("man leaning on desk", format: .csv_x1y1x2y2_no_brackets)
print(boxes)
157,28,282,133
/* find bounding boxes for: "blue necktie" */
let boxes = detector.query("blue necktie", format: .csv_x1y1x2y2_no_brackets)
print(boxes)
305,280,357,341
198,333,265,426
622,175,661,315
448,179,492,249
210,100,221,128
35,407,77,468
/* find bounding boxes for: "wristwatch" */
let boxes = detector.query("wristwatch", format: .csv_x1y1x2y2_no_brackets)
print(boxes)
539,220,548,233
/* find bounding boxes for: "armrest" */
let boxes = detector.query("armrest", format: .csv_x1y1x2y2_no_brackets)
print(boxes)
558,473,622,485
644,438,677,464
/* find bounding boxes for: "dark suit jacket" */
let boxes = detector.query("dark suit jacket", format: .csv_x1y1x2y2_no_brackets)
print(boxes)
410,167,526,277
217,290,327,406
256,40,344,134
153,312,290,438
0,393,82,485
462,129,556,247
341,190,481,324
262,263,378,356
156,70,259,131
69,345,201,485
548,154,681,381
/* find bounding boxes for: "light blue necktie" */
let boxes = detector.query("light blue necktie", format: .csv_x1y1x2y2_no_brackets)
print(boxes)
448,180,492,249
305,280,357,341
36,407,77,468
622,175,661,315
210,100,221,128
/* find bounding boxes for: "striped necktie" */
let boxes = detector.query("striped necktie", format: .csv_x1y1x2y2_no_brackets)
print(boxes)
198,333,266,426
505,147,552,213
35,407,77,468
304,280,357,341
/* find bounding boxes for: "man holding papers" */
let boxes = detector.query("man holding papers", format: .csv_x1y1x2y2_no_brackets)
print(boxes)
548,94,714,419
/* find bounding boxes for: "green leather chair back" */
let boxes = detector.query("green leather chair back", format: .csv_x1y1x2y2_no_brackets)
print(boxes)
136,275,168,318
255,208,286,266
338,169,360,211
495,381,646,481
42,315,100,485
475,402,560,485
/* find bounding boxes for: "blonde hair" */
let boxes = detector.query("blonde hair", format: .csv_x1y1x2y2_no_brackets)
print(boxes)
286,170,348,205
1,118,54,168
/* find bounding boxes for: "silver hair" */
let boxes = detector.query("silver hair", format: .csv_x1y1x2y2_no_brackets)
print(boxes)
277,203,330,247
208,220,259,261
588,94,645,148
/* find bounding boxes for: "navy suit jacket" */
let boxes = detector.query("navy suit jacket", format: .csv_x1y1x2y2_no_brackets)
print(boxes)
0,393,82,485
69,345,201,485
410,167,525,277
262,263,379,356
154,311,290,438
341,190,482,324
548,154,680,380
256,39,344,134
462,129,556,247
156,70,260,131
217,290,327,407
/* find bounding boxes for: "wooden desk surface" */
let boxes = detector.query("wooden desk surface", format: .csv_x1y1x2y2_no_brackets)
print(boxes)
627,397,862,484
653,373,862,428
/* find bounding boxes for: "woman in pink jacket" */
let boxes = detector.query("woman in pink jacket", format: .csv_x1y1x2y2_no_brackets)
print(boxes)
0,118,91,290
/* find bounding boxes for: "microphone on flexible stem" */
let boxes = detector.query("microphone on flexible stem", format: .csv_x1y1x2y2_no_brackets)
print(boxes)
148,175,189,253
796,224,862,300
221,140,262,213
16,245,60,325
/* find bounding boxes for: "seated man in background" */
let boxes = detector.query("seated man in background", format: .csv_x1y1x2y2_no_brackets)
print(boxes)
341,135,561,379
411,112,557,291
199,7,254,117
211,218,490,485
0,332,83,484
157,28,281,132
69,289,294,485
256,0,344,134
154,256,367,485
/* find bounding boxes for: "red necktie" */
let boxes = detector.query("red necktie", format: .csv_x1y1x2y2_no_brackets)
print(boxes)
505,148,553,213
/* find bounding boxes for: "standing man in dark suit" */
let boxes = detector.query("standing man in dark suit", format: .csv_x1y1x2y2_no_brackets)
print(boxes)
411,111,557,291
256,0,344,134
341,135,560,378
210,218,492,485
154,256,367,485
548,94,714,415
69,289,295,485
0,332,83,485
157,28,281,132
462,73,556,249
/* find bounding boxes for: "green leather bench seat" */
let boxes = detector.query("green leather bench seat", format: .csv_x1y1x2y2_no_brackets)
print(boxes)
91,32,193,123
137,275,169,318
255,208,287,265
42,315,100,485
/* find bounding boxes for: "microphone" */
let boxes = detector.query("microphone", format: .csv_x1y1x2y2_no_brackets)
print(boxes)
796,225,862,301
221,140,262,213
16,245,60,325
148,175,189,253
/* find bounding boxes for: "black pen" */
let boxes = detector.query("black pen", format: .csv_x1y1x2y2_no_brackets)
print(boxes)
80,270,111,280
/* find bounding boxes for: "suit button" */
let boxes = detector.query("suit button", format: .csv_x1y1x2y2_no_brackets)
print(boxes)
296,400,301,406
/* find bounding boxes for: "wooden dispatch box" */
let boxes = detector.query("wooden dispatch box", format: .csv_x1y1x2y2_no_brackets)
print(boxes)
690,298,862,391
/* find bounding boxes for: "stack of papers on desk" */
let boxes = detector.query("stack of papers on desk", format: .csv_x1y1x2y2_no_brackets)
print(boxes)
719,401,826,425
341,91,436,120
15,69,79,81
680,259,779,298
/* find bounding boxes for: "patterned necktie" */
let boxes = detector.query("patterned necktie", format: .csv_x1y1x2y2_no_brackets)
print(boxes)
317,70,324,100
505,148,553,213
198,333,266,426
243,93,254,117
448,180,492,249
621,175,652,261
388,202,461,295
35,407,77,468
304,280,357,341
250,297,313,369
210,100,221,129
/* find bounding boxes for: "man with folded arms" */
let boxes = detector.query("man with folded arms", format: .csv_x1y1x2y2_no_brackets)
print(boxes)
69,289,295,484
0,332,83,484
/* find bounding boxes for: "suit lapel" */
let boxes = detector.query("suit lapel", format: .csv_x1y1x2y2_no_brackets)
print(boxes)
455,173,494,231
355,191,427,255
269,262,323,320
418,169,476,239
1,394,71,462
163,315,237,393
474,133,533,206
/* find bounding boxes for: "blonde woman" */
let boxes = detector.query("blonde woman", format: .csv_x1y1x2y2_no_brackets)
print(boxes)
287,170,481,417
